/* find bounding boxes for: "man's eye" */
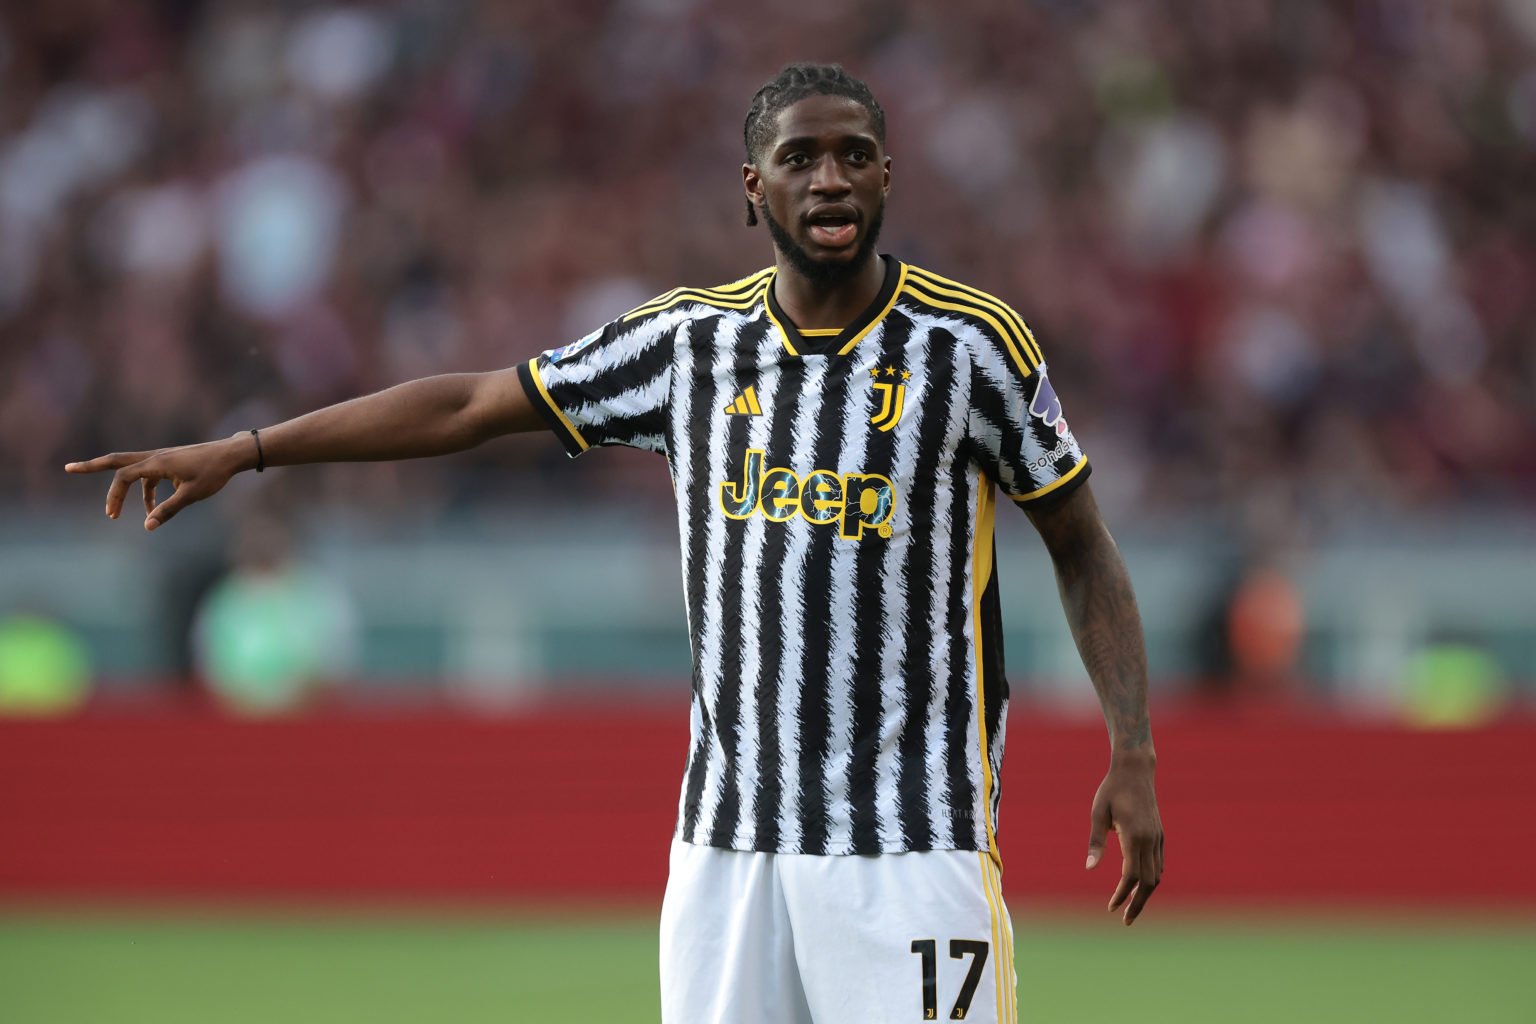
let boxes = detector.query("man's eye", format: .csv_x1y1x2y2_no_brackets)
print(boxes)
785,153,809,167
848,150,870,163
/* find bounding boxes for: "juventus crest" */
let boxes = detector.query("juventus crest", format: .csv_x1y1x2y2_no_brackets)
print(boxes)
868,365,911,432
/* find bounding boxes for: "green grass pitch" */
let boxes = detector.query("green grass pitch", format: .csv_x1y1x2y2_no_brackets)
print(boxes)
1,909,1530,1023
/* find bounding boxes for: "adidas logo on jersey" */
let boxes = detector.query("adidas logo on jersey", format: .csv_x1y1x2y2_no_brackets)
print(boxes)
724,386,762,416
718,448,896,540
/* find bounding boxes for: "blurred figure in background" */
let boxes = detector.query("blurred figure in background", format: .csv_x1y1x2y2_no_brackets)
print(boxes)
1224,557,1306,707
0,606,91,716
1402,630,1510,728
192,514,356,714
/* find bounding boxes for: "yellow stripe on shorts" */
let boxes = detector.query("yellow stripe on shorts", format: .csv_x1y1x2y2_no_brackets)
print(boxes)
979,853,1016,1024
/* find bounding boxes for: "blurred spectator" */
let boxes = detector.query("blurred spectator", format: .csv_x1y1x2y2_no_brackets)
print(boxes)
192,515,356,714
0,0,1531,544
0,610,91,716
1225,560,1306,706
1403,635,1509,729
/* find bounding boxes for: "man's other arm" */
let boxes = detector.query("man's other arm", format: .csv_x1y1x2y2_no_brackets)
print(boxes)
66,368,544,530
1026,481,1165,924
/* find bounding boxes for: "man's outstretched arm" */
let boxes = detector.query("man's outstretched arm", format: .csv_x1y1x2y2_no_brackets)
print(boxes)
66,368,543,530
1026,481,1164,925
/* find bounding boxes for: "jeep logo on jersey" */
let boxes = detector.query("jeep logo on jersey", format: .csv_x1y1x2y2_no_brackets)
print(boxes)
1029,372,1070,436
719,449,896,540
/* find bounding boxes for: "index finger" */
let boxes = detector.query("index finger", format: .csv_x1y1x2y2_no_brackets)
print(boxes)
105,460,160,519
65,452,154,474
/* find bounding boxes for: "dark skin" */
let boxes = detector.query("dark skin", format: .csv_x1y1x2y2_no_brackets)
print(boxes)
67,92,1163,924
1028,486,1164,924
743,93,889,329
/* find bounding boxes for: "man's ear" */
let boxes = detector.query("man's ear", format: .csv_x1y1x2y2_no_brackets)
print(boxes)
883,156,892,196
742,163,763,226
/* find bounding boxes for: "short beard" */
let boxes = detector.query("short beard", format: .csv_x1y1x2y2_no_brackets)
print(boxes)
761,197,885,289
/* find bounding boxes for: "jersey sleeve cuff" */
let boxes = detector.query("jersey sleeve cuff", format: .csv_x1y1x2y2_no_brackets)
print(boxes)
517,358,590,457
1008,456,1090,508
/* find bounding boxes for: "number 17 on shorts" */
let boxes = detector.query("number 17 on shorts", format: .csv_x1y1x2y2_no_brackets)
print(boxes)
910,938,990,1020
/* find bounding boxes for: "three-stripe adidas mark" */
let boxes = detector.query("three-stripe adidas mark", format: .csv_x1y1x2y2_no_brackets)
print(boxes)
724,386,762,416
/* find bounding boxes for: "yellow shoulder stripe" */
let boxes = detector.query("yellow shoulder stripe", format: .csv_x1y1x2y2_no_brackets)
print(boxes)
621,268,774,322
623,282,770,322
707,266,777,294
902,281,1036,378
906,267,1043,367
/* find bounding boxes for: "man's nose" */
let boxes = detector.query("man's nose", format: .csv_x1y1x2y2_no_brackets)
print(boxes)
809,155,851,195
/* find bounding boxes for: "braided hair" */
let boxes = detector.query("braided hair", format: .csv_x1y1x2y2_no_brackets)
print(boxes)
742,63,886,226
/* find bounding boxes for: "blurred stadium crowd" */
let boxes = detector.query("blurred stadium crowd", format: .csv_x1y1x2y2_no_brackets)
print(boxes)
2,0,1533,541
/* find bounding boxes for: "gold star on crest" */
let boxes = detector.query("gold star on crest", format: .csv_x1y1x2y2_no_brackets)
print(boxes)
884,365,897,377
901,370,912,381
868,367,881,379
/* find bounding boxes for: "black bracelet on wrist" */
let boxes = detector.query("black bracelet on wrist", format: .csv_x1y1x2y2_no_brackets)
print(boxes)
250,428,265,472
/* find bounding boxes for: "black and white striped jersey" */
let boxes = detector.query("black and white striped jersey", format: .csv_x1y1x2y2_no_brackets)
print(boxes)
518,256,1090,859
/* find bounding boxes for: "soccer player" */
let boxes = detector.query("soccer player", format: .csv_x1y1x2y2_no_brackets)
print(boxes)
69,63,1162,1023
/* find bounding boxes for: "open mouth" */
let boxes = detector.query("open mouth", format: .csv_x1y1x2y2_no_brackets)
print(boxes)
806,207,858,248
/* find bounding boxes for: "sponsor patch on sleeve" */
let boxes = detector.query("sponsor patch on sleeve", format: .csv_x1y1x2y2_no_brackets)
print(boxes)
544,327,603,364
1027,370,1070,438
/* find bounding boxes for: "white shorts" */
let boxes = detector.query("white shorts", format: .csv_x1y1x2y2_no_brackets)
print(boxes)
659,839,1017,1024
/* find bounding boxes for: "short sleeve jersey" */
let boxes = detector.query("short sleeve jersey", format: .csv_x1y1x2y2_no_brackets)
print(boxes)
518,257,1089,858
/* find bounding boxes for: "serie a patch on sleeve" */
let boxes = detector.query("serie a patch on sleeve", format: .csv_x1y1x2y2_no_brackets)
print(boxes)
544,327,604,364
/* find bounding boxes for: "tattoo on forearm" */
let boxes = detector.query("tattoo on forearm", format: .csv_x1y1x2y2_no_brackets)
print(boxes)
1048,511,1152,752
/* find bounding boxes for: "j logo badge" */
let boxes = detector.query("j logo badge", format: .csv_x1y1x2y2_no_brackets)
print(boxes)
869,365,911,432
